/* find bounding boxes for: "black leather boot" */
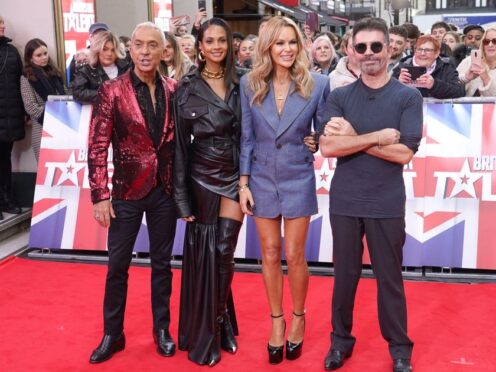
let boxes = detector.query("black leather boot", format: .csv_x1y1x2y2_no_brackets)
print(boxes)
216,217,242,354
207,321,222,367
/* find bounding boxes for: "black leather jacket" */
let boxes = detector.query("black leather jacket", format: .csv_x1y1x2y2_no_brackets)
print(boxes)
72,58,129,104
173,69,242,218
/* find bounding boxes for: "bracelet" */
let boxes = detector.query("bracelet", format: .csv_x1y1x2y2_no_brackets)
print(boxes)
238,184,249,192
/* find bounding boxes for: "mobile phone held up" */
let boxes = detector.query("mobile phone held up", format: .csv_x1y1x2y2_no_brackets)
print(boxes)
198,0,206,10
405,66,427,86
471,49,482,66
305,12,319,34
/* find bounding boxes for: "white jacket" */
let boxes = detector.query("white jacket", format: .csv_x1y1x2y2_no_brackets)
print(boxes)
329,56,358,91
457,55,496,97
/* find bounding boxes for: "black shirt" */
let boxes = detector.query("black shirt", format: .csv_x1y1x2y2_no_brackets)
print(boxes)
130,68,165,147
325,78,423,218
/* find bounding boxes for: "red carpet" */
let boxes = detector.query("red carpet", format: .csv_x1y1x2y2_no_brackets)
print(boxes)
0,257,495,371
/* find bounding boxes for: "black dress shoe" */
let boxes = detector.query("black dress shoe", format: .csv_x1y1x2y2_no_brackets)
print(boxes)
324,349,352,370
89,333,125,363
154,329,176,357
393,358,412,372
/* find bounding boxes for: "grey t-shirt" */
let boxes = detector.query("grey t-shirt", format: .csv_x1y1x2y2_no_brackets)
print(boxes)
324,78,423,218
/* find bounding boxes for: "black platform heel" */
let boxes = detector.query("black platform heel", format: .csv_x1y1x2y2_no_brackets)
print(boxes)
267,313,286,364
286,310,305,360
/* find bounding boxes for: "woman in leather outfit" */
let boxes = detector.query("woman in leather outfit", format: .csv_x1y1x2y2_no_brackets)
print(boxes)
173,18,243,367
72,31,128,104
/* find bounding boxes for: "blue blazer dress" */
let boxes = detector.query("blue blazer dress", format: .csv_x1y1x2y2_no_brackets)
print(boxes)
239,72,330,218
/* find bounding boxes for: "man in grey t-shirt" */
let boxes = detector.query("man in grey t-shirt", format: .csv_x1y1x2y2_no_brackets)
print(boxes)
319,18,423,372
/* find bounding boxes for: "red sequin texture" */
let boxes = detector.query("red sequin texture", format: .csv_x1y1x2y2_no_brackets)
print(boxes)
87,71,177,203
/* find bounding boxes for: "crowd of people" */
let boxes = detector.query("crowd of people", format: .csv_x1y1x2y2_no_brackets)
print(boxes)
1,9,496,372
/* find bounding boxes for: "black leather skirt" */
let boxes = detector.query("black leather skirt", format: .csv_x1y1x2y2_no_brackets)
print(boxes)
178,180,238,364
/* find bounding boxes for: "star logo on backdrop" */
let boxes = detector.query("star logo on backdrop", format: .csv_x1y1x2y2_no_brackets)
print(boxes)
315,157,334,192
54,151,86,186
447,159,482,198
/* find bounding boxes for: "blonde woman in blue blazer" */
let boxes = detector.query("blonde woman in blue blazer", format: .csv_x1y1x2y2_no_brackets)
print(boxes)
239,16,329,364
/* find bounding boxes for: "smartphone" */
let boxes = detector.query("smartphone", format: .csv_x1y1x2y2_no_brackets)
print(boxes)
471,49,482,66
305,12,319,34
198,0,206,10
170,15,190,26
406,66,427,82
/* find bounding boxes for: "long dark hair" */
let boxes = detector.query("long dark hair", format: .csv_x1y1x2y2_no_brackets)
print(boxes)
23,38,62,81
196,17,237,87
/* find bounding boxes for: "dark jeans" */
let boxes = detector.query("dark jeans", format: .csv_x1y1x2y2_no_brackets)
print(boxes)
103,187,177,335
0,142,14,191
329,214,413,360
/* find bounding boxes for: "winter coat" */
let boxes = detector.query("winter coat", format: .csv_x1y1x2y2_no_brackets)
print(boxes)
0,36,25,142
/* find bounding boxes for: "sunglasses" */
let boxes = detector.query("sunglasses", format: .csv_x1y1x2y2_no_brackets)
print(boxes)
482,38,496,46
353,42,385,54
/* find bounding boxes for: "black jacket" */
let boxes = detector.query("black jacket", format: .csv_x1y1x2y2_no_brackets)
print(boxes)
0,37,25,142
392,56,465,99
173,69,241,218
72,58,129,104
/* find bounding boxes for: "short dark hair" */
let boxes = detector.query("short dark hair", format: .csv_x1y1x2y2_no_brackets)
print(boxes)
232,32,244,41
389,26,407,40
463,24,484,35
402,22,421,40
352,17,389,44
431,21,449,33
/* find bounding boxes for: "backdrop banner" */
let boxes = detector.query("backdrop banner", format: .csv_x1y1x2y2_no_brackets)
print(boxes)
29,101,496,270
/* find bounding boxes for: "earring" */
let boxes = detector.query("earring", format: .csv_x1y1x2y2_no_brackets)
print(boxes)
198,51,206,62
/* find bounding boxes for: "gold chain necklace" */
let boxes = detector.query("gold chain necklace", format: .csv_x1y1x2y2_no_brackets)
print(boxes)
274,79,290,100
201,67,225,79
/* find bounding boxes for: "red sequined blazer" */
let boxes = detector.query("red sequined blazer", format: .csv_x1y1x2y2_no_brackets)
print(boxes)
88,70,177,203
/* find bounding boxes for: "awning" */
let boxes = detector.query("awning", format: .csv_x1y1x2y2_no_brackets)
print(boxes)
258,0,307,22
299,4,348,27
259,0,348,27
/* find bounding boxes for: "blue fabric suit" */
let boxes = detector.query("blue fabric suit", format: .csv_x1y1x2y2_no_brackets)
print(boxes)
239,72,330,218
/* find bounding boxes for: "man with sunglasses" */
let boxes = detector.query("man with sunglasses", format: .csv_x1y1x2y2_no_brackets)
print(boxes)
319,17,423,372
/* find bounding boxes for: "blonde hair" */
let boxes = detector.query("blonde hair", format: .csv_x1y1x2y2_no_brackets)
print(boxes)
311,35,336,66
89,31,125,67
158,32,192,81
481,27,496,65
247,16,314,106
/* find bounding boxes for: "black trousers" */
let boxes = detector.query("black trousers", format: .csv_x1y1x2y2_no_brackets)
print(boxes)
103,187,177,335
0,142,14,191
330,214,413,360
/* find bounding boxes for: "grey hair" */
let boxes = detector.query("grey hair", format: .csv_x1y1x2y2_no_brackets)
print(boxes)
88,31,125,66
131,22,166,47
